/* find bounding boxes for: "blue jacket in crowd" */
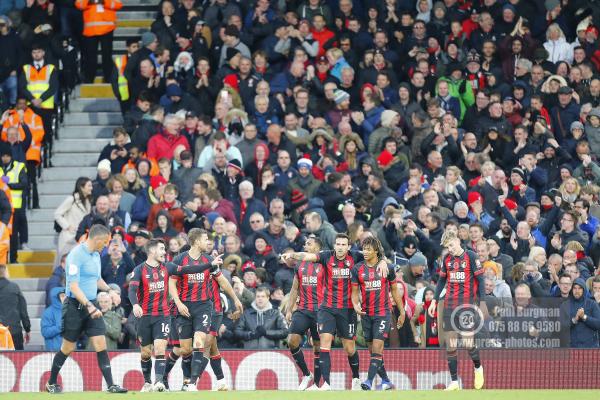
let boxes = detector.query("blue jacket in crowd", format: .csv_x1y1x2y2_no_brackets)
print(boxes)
41,287,64,351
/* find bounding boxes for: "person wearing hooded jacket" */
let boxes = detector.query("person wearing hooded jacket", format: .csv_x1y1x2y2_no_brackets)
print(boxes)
41,287,65,351
234,286,288,349
560,277,600,348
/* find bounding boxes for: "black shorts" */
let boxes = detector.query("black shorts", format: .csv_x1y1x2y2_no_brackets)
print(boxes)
176,301,212,339
290,309,320,341
209,312,223,337
317,307,357,340
362,314,391,342
442,305,483,334
137,315,170,346
169,315,179,346
61,297,106,343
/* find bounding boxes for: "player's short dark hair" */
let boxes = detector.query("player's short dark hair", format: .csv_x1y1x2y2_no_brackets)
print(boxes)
89,224,111,239
188,228,208,246
145,238,165,254
335,233,350,243
306,236,323,250
361,236,384,258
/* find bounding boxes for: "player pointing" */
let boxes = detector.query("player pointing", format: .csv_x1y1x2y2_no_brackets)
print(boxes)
429,230,487,390
169,228,243,390
351,236,405,390
46,225,127,394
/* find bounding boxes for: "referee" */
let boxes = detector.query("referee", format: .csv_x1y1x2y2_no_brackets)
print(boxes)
46,225,128,394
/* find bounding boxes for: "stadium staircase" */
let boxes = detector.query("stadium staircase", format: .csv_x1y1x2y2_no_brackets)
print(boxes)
10,0,156,349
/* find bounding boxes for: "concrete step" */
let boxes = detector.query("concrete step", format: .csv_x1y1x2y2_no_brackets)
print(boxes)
31,318,41,331
77,83,116,99
70,99,121,113
116,19,152,28
27,235,57,251
117,11,156,19
59,125,117,139
38,180,79,195
64,112,123,126
18,250,56,264
27,304,45,317
29,221,55,234
35,194,71,208
114,27,147,37
53,139,109,153
41,166,97,180
69,98,121,113
26,208,56,222
11,278,49,291
23,291,46,305
122,0,160,6
52,153,98,167
7,262,53,278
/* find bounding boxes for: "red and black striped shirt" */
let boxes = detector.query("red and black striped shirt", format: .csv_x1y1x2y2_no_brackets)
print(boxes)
439,249,483,309
171,251,221,303
316,250,358,309
129,263,170,316
210,274,223,313
351,262,396,317
295,260,324,312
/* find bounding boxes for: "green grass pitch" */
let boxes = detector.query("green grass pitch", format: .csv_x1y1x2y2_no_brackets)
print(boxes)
7,390,600,400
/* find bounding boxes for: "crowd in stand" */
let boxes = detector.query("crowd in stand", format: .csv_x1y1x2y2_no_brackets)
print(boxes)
3,0,600,350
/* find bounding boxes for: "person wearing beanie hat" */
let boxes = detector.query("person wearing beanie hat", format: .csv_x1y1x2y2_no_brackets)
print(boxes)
227,158,243,173
380,110,399,129
141,31,157,48
571,121,584,132
510,167,526,183
290,188,308,210
544,0,560,12
400,252,428,289
297,158,313,171
333,90,350,106
165,84,183,98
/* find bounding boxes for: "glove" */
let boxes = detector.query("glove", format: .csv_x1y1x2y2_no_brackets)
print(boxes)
1,176,9,184
255,325,267,337
248,330,260,340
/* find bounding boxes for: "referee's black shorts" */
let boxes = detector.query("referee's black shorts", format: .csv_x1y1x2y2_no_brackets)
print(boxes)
61,297,106,343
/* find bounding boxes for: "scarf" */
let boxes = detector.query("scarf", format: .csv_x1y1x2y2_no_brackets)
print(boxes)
161,201,174,210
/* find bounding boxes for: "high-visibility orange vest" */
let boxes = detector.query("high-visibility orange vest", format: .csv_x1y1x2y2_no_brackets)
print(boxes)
23,64,55,109
75,0,122,37
121,155,160,177
1,108,45,164
0,180,13,235
0,223,9,264
0,324,14,350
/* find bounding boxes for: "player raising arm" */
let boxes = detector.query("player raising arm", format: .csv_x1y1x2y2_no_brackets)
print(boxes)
350,236,405,390
168,228,242,391
285,236,324,390
128,238,220,392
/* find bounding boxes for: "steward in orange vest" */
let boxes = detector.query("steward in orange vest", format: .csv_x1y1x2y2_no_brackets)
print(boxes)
110,38,139,115
1,104,45,165
75,0,123,83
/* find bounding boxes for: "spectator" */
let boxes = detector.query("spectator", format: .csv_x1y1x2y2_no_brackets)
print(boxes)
98,128,132,175
75,195,123,241
0,264,30,349
41,286,65,351
234,286,288,349
86,291,122,350
100,237,135,304
146,183,185,232
147,114,190,161
561,278,600,348
54,177,93,258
